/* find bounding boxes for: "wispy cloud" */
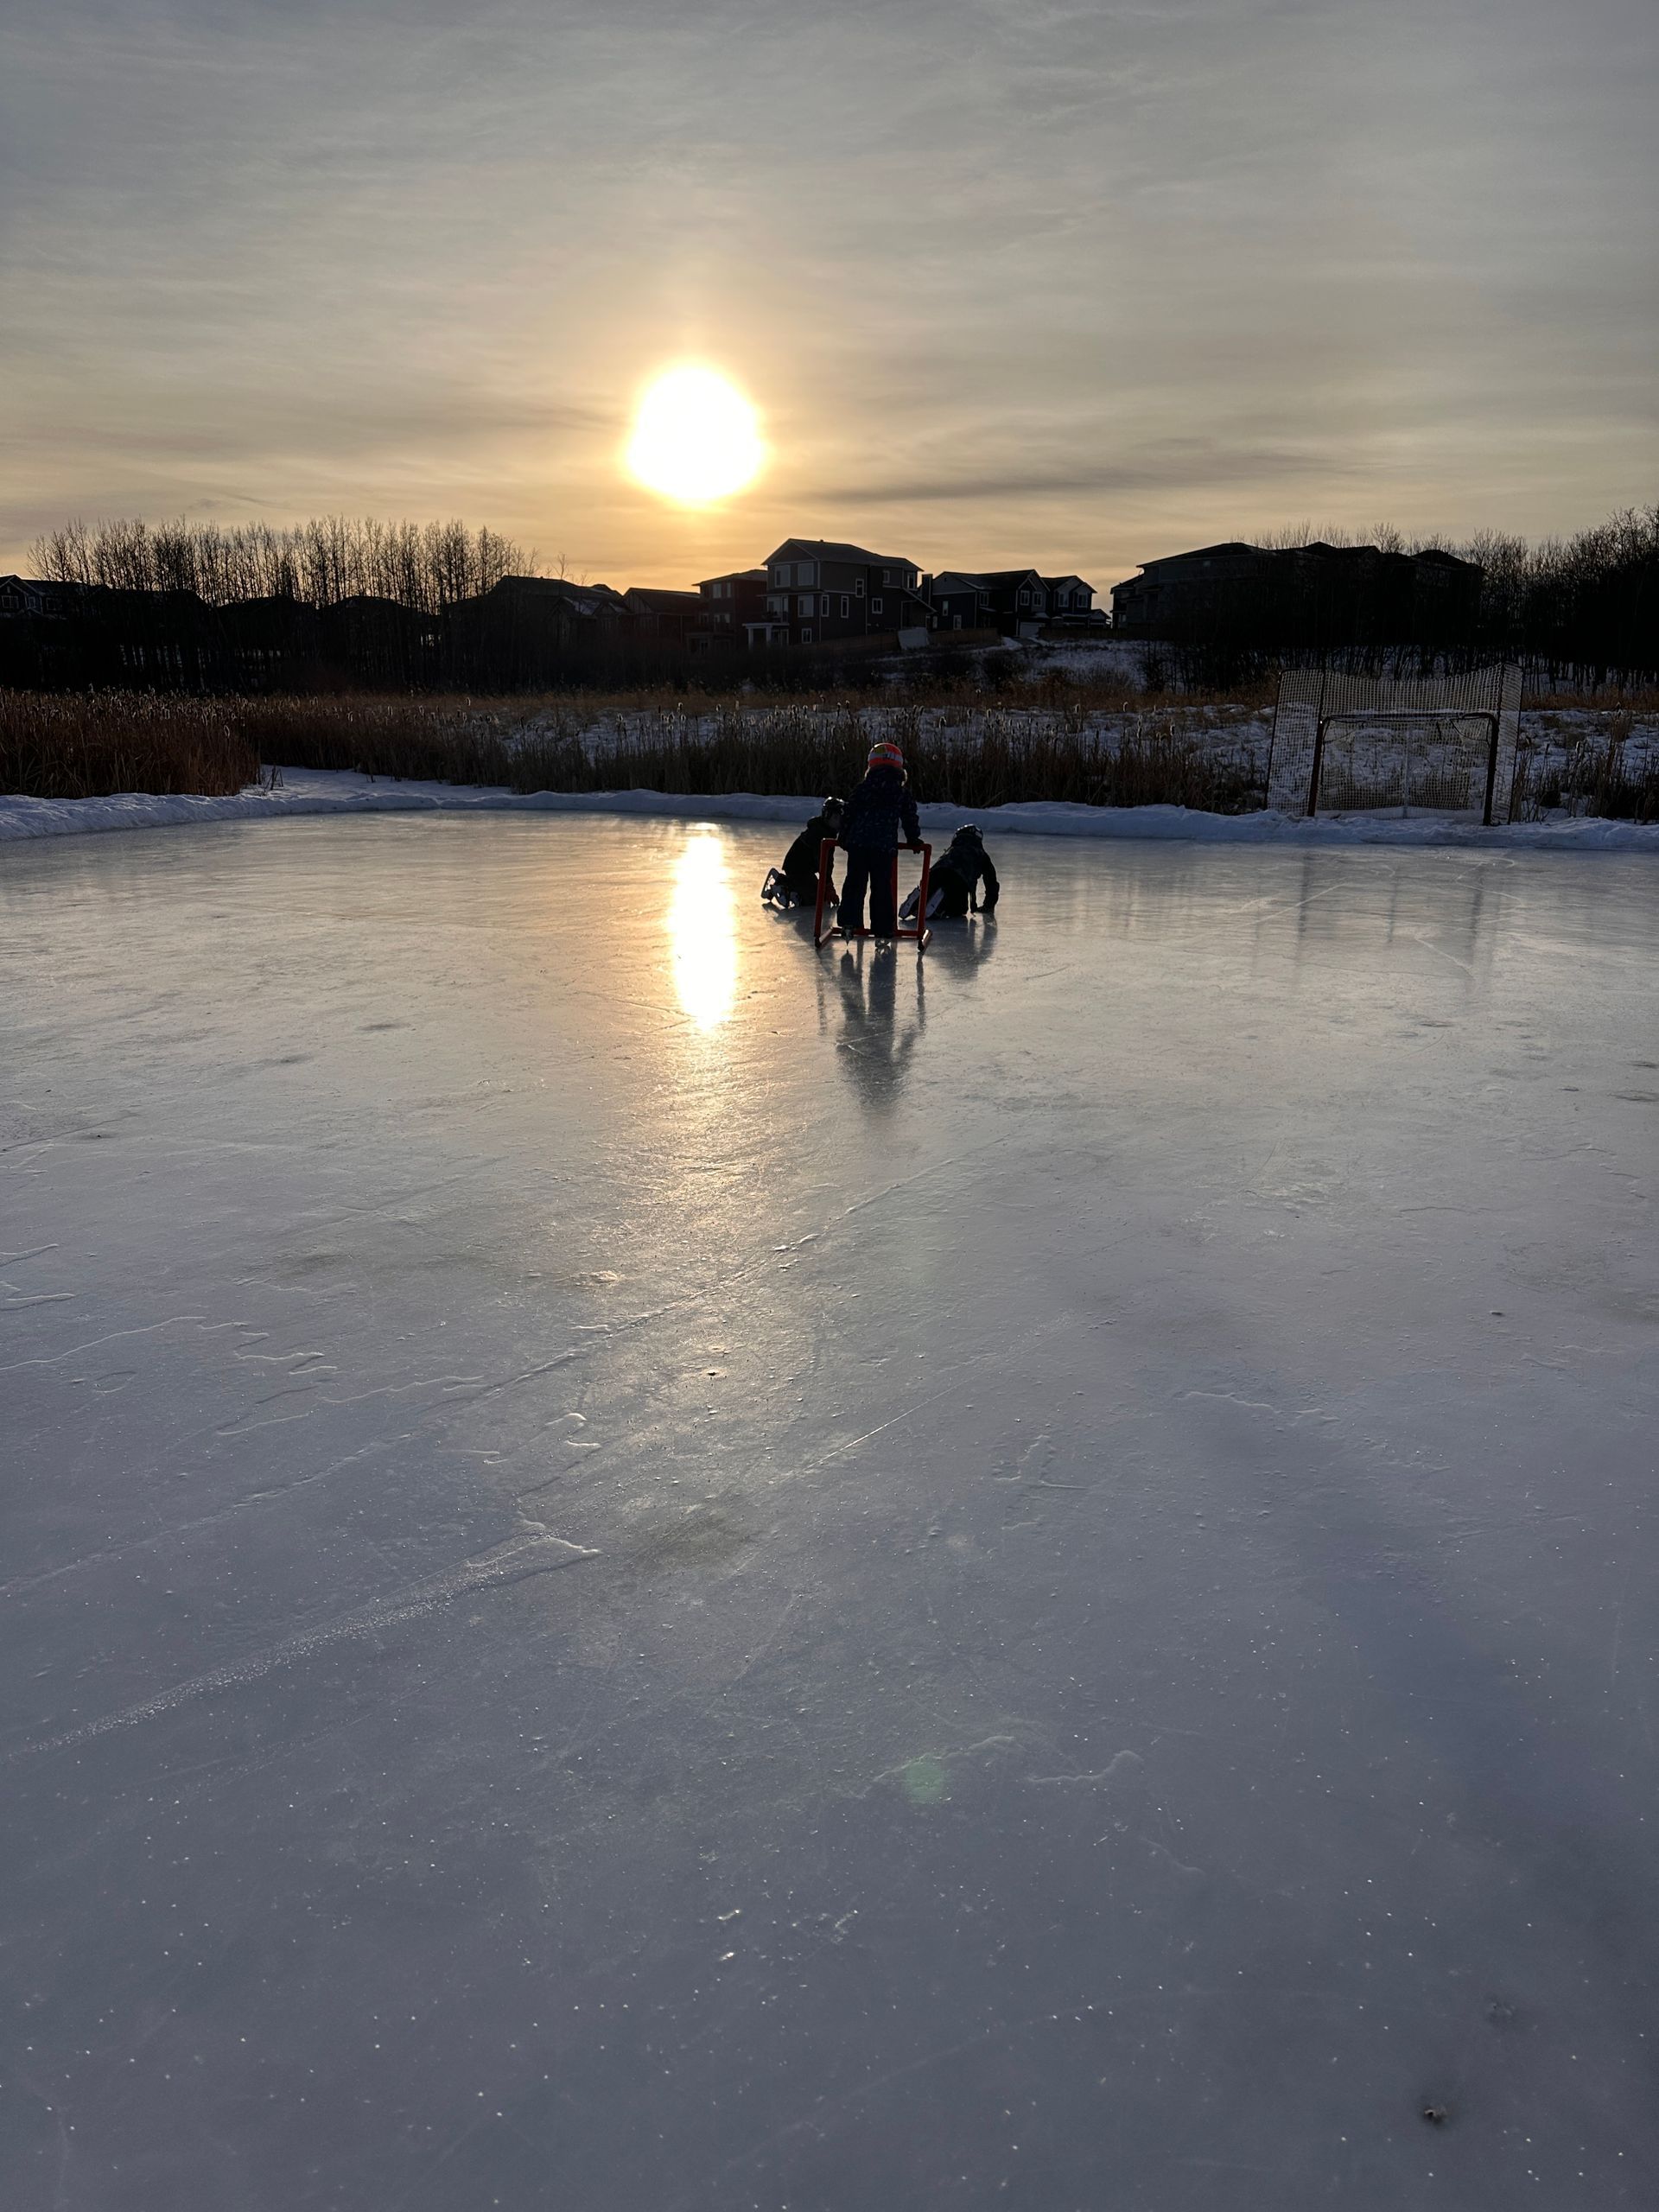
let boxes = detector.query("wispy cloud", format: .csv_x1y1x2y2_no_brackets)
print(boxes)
2,0,1654,581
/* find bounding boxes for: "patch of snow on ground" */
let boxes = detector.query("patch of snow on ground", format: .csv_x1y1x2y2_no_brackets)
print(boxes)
4,766,1658,851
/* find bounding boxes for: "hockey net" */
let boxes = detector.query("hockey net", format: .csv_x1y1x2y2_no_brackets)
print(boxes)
1265,665,1523,823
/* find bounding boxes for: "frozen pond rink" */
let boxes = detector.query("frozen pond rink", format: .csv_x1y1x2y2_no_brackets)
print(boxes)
3,814,1657,2212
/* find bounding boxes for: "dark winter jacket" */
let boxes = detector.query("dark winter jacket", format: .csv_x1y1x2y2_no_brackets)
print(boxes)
930,833,999,917
840,764,920,852
781,811,840,894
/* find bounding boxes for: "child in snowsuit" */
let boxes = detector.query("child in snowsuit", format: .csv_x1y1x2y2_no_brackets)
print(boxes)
900,823,999,922
839,741,922,938
763,797,844,908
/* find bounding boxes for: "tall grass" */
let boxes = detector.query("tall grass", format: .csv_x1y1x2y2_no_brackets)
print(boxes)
1,690,258,799
20,690,1262,809
5,686,1649,819
502,702,1266,811
1511,714,1659,823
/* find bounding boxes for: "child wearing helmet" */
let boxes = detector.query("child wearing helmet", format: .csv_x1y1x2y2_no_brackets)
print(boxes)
763,796,844,908
900,823,999,922
838,741,922,938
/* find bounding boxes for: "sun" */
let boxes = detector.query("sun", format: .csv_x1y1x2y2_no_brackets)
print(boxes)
626,365,766,505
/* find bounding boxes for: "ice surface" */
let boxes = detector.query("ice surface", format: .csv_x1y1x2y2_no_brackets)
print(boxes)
3,814,1657,2209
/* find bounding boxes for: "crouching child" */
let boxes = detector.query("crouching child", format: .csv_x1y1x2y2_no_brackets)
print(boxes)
763,796,844,909
900,823,999,922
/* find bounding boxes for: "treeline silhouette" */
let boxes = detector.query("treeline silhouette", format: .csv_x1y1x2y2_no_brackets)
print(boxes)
1139,511,1658,685
9,517,702,692
4,505,1656,694
1455,508,1657,677
31,515,525,611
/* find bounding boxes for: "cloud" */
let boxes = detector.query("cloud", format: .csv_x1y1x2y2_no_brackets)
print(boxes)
2,0,1656,578
808,448,1333,508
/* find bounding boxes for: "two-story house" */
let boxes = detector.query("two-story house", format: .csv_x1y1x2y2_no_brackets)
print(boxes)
1109,543,1481,645
925,569,1095,636
693,569,768,651
0,575,82,620
621,586,705,639
927,572,993,632
758,538,934,648
1041,575,1096,621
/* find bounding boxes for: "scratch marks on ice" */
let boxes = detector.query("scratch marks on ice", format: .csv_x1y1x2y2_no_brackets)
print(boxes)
6,1532,598,1764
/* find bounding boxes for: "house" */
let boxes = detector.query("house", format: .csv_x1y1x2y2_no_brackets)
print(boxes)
218,594,324,687
317,594,437,685
693,569,768,651
756,538,934,649
0,575,82,620
925,569,1095,636
621,586,704,639
1040,575,1097,623
1110,542,1481,645
442,574,630,686
1110,543,1270,635
928,573,994,632
479,575,629,627
967,569,1053,637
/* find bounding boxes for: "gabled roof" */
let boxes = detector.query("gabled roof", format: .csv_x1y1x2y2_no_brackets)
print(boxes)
969,569,1046,591
324,593,422,615
490,574,619,600
623,587,703,612
697,568,767,588
765,537,917,569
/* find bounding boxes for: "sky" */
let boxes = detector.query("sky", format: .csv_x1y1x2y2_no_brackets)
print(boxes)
1,0,1655,593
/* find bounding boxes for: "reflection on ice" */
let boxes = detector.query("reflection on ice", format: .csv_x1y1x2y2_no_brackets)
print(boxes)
6,819,1659,2209
667,831,738,1029
823,944,926,1110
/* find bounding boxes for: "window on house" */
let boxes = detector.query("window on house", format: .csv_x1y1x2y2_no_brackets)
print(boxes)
854,578,866,597
840,595,850,618
800,626,813,644
952,614,963,630
872,597,883,614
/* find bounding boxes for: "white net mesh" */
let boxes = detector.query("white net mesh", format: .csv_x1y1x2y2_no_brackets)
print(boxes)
1266,666,1523,821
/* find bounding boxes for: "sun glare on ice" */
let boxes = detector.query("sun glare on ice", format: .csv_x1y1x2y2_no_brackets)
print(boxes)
667,834,738,1030
626,365,765,505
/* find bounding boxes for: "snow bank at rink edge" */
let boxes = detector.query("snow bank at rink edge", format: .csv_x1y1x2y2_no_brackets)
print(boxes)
3,769,1658,853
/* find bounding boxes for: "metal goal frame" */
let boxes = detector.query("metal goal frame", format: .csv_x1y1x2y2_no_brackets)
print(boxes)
1266,665,1523,824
